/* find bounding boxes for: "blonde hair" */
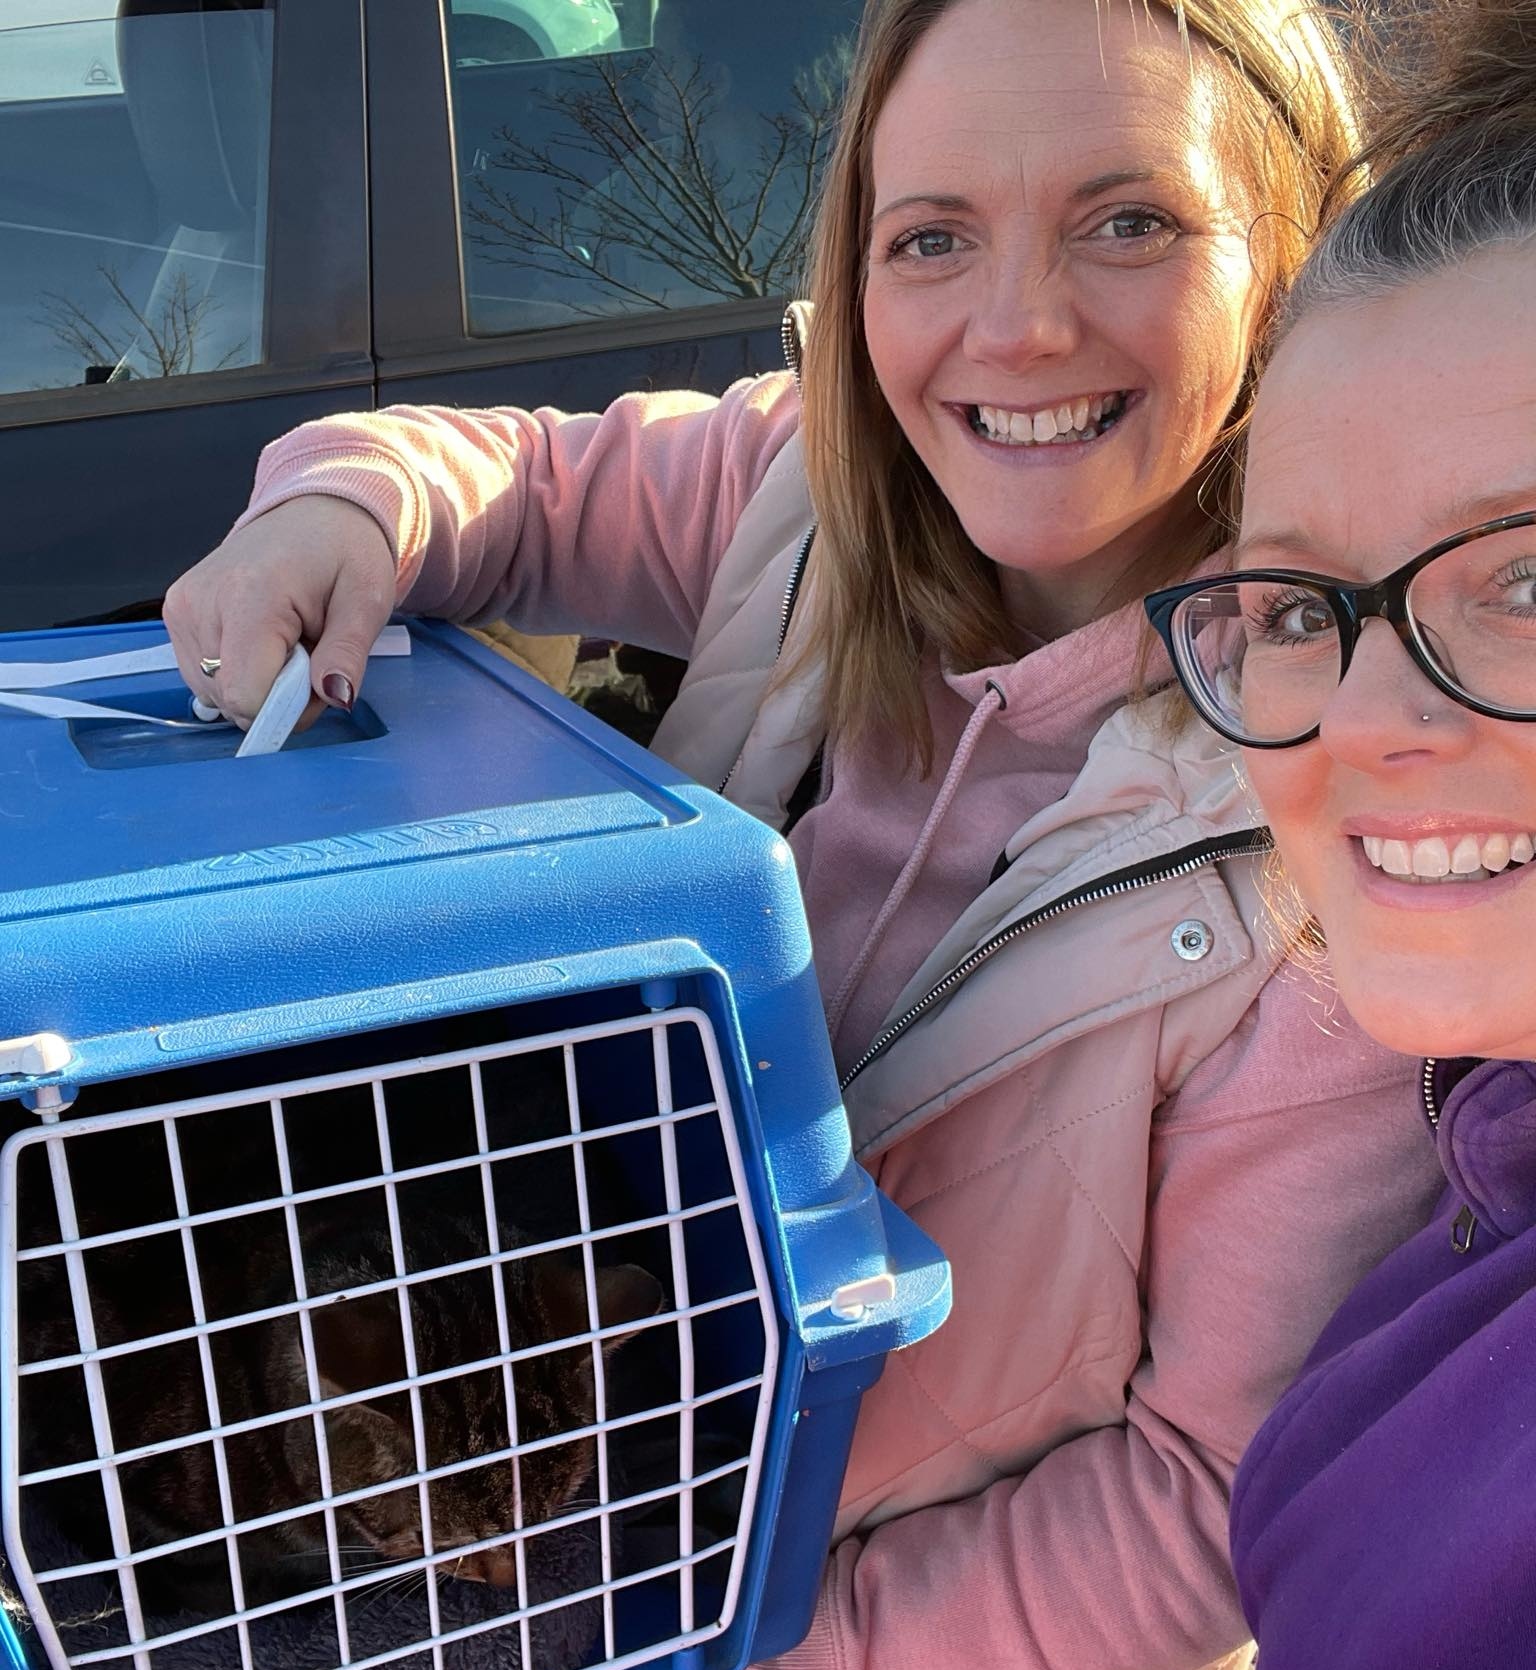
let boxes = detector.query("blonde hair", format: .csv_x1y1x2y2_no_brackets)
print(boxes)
796,0,1365,772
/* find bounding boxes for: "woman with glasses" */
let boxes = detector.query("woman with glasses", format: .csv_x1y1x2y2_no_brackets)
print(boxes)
1149,3,1536,1659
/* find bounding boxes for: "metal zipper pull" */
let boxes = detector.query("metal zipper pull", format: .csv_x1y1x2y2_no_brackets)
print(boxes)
1450,1203,1478,1255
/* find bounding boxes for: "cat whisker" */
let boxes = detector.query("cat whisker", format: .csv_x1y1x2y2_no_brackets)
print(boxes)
277,1544,380,1560
349,1569,423,1620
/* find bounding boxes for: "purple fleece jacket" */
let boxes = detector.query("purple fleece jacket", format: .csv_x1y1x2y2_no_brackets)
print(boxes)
1230,1057,1536,1665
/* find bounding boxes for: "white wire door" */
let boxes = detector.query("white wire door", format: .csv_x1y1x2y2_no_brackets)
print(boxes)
1,1008,780,1670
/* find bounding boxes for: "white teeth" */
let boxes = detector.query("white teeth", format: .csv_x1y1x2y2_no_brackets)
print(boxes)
1412,837,1451,878
1450,834,1483,874
973,395,1122,445
1360,831,1536,882
1380,839,1413,876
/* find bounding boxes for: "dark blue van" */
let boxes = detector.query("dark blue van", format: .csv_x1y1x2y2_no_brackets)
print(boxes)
0,0,859,631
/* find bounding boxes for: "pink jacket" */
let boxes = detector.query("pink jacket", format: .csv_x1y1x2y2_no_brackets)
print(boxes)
235,369,1445,1670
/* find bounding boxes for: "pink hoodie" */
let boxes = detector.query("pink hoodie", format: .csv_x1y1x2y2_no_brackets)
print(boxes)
236,371,1444,1669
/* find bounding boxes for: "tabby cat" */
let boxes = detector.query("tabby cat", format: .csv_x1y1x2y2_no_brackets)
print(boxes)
17,1082,663,1620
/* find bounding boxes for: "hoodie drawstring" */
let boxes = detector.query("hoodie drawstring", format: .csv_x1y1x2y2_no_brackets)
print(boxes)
825,681,1006,1044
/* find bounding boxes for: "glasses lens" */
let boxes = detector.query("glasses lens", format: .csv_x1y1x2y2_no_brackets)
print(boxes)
1171,578,1341,743
1407,525,1536,715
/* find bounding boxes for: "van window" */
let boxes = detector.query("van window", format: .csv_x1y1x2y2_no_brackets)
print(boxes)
0,2,272,396
446,0,859,336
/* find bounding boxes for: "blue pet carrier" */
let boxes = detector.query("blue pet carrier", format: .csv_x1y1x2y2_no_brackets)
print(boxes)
0,620,950,1670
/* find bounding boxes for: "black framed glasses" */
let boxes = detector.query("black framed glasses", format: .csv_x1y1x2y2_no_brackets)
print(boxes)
1144,511,1536,748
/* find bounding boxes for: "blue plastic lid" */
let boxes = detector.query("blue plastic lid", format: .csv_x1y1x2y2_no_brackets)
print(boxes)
0,620,693,902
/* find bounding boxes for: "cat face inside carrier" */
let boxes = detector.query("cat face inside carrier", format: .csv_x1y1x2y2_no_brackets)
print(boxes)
2,1011,777,1670
288,1229,662,1588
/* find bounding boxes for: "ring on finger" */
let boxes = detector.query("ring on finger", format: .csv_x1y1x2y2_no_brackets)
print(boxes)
199,656,223,678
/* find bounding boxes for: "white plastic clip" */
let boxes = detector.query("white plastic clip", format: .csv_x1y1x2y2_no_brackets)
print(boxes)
235,644,312,758
0,1033,71,1080
828,1271,897,1322
0,1033,75,1114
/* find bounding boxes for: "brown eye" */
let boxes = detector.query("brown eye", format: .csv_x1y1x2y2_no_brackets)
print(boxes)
1106,212,1166,239
1084,208,1178,247
1283,600,1334,638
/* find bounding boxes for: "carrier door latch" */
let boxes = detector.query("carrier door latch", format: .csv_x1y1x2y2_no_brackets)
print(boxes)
0,1032,76,1113
828,1271,897,1322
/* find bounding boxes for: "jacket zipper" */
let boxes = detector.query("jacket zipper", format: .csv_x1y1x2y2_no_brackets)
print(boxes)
774,303,814,657
781,307,804,391
1423,1058,1479,1254
715,313,816,797
716,526,815,795
839,829,1273,1092
1421,1057,1440,1129
776,523,815,657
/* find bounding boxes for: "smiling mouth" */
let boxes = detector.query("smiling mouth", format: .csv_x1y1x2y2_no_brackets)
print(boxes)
966,392,1129,447
1358,831,1536,884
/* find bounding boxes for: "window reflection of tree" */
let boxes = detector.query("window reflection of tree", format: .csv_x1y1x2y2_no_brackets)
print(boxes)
463,44,850,313
36,265,247,386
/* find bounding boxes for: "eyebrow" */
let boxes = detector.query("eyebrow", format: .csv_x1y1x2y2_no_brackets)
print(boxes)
1236,485,1536,568
1231,528,1331,567
870,192,973,223
1438,483,1536,528
1067,168,1162,204
871,169,1175,227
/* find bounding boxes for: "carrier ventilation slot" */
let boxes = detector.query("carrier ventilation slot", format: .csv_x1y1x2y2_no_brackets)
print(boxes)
1,1010,779,1670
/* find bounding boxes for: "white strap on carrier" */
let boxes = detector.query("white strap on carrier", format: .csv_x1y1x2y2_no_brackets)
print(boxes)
0,626,411,752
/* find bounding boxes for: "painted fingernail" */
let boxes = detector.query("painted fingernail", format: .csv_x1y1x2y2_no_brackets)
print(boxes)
321,672,354,712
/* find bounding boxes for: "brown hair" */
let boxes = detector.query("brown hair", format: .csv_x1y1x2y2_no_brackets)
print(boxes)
1282,0,1536,332
795,0,1365,772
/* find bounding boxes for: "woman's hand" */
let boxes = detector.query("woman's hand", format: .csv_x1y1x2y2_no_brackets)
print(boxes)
163,496,397,729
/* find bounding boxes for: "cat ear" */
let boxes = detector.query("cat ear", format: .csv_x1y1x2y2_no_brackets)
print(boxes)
536,1262,663,1354
594,1264,664,1355
310,1292,409,1401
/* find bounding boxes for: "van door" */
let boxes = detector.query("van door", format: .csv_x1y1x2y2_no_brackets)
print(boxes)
0,0,370,630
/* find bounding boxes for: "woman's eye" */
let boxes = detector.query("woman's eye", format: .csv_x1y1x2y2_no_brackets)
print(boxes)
1247,590,1335,645
1085,208,1177,245
1280,600,1335,637
890,227,957,260
1496,569,1536,609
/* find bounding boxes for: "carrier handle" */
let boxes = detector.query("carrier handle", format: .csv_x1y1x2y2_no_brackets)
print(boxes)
0,626,410,731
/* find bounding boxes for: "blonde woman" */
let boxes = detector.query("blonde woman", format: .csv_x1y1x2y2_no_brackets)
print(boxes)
161,1,1444,1664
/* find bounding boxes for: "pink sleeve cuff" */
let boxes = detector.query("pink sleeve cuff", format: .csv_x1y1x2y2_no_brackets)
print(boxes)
231,449,428,602
754,1590,842,1670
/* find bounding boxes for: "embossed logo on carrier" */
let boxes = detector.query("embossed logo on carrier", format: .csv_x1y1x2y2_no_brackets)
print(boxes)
205,819,500,871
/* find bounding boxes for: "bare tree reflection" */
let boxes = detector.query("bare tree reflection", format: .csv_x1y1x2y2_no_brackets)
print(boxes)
37,265,246,383
463,47,849,312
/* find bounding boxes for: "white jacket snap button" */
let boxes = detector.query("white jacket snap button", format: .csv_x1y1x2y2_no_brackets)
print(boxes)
1172,920,1212,961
